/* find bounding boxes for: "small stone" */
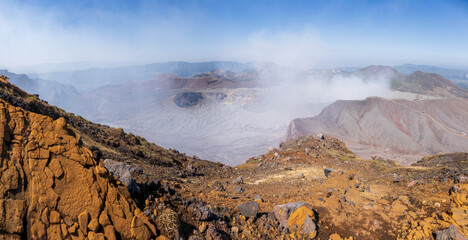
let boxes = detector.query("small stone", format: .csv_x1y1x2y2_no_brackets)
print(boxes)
0,199,26,234
187,163,197,175
88,218,100,232
103,159,140,194
319,133,325,140
78,211,90,234
47,224,63,240
99,211,111,226
1,168,19,191
435,224,467,240
231,226,239,234
233,176,244,184
199,222,207,233
288,206,317,237
95,166,108,177
329,233,343,240
88,232,106,240
254,194,263,202
407,180,417,187
234,186,244,193
49,158,64,178
196,206,216,221
237,201,259,218
31,220,46,239
274,202,310,229
131,216,152,240
392,173,401,183
49,210,61,224
373,220,380,227
64,216,74,227
324,168,334,177
205,224,228,240
449,186,460,195
68,223,78,234
456,175,467,183
156,236,170,240
103,225,117,240
61,223,69,237
211,181,224,191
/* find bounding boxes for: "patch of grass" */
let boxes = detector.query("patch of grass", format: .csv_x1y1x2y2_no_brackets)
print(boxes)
236,157,260,171
155,208,180,239
26,95,39,101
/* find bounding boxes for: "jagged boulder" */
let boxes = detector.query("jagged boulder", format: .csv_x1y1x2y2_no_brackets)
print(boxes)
436,224,467,240
273,202,317,238
103,158,140,194
0,100,156,239
237,201,259,218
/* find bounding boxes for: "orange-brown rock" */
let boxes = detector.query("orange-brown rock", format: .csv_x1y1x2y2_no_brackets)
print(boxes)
0,200,26,234
0,100,156,239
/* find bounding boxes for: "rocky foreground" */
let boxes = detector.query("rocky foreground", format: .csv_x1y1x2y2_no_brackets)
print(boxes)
169,136,468,239
0,74,467,239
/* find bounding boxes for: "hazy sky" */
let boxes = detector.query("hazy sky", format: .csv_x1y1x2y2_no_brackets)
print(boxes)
1,0,467,69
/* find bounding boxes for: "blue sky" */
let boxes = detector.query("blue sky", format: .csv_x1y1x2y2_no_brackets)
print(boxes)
1,0,467,68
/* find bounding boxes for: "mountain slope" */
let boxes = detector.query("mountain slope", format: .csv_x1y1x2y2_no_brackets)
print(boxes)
0,75,219,180
351,65,404,82
395,64,468,89
345,65,468,98
0,70,88,115
392,71,468,98
287,97,468,164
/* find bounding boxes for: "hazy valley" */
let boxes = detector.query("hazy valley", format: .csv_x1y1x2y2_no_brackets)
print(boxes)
6,62,468,166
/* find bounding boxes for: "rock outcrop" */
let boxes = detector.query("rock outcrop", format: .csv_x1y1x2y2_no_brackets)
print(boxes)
0,99,156,239
103,159,140,194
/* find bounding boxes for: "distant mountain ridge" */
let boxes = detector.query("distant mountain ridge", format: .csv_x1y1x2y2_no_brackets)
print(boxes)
0,70,87,113
286,66,468,163
32,61,259,92
395,64,468,89
392,71,468,98
287,97,468,164
338,64,468,89
349,65,468,98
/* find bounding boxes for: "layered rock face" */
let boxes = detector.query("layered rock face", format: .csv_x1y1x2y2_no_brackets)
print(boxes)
0,100,156,239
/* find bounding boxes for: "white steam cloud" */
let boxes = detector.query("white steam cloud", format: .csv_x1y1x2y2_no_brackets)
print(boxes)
0,1,394,165
223,29,327,69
